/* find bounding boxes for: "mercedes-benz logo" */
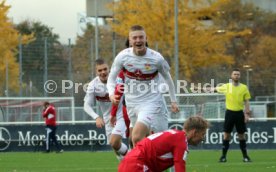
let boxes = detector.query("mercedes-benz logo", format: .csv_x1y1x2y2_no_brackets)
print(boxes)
0,127,11,151
169,123,183,130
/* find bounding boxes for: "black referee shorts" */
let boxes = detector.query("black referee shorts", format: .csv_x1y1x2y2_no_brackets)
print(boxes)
224,109,247,134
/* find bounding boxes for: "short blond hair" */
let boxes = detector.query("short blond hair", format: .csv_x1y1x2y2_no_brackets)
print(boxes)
183,116,210,132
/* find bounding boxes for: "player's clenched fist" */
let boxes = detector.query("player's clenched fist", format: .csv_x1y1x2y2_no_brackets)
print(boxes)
109,95,120,105
95,117,105,128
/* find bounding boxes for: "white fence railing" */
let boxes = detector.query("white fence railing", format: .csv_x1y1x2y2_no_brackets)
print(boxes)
1,95,276,125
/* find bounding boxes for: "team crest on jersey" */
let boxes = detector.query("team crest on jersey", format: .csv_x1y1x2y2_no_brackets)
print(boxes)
145,63,151,70
134,69,143,76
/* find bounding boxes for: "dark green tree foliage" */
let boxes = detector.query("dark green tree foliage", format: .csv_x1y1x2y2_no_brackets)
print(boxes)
213,0,276,96
15,20,68,97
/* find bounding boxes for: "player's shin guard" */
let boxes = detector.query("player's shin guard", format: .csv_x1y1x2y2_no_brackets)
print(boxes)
117,142,128,156
222,140,230,157
239,140,248,157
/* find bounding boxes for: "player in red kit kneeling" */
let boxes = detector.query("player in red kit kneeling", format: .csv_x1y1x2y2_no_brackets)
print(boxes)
118,116,209,172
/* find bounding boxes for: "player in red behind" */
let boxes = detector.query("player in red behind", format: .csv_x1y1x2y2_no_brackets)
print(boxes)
109,69,131,160
110,69,130,136
42,101,63,153
109,39,132,159
118,116,209,172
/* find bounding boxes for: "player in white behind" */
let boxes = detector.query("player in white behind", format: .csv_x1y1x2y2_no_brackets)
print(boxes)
84,59,128,160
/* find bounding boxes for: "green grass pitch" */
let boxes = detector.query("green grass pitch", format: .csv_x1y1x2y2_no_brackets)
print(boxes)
0,150,275,172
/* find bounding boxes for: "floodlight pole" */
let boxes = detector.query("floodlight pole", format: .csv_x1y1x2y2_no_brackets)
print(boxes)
5,58,9,97
243,65,252,91
90,38,94,80
44,37,48,97
174,0,179,87
112,0,116,59
95,0,99,59
68,38,73,97
19,35,23,97
246,69,249,90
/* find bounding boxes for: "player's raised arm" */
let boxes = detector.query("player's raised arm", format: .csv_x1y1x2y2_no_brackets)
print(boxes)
42,105,51,118
158,59,179,113
107,54,123,104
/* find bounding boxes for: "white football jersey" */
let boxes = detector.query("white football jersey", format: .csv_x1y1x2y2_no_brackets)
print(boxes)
84,76,111,122
108,47,171,106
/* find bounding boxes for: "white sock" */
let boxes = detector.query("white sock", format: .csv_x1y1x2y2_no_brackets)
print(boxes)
116,155,123,161
117,142,128,155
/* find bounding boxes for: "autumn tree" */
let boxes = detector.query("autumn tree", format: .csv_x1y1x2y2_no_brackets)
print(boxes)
111,0,237,81
246,36,276,95
0,1,33,96
213,0,276,96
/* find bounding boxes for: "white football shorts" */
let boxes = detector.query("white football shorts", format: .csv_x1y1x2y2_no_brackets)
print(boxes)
127,101,168,131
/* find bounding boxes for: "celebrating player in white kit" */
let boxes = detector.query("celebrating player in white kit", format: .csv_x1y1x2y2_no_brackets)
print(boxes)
84,59,128,159
126,38,170,135
107,25,179,146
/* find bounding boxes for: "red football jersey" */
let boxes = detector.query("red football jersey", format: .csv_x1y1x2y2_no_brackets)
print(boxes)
119,130,188,172
42,105,57,126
